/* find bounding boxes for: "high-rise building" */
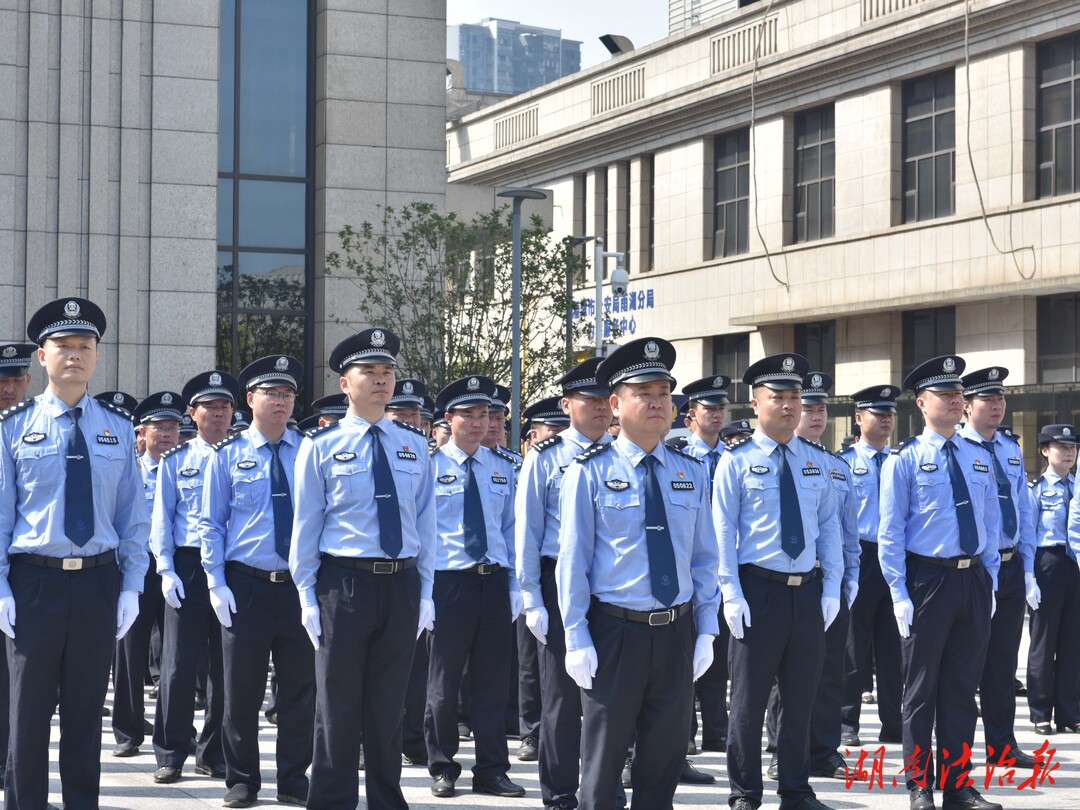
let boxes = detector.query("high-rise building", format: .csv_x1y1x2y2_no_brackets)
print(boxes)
448,18,582,95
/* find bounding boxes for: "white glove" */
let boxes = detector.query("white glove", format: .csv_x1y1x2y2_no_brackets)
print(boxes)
301,604,321,650
893,598,914,638
723,596,752,640
525,607,549,646
843,580,859,610
0,596,16,639
991,591,997,618
115,590,141,640
565,645,598,690
692,634,714,681
509,591,524,623
822,595,841,632
209,585,237,628
160,570,186,609
417,598,435,639
1025,573,1041,611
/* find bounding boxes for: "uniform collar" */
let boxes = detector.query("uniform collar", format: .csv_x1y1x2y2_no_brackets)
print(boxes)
140,453,160,473
444,439,483,466
920,427,957,449
752,429,801,458
1043,470,1072,485
39,388,92,418
856,439,890,457
614,433,665,467
688,431,721,453
246,425,300,450
340,412,393,435
959,424,998,447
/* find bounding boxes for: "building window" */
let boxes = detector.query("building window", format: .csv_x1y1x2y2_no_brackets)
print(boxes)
713,333,750,403
713,128,750,258
902,306,955,381
1036,33,1080,198
793,106,835,243
646,154,656,271
1037,293,1080,383
902,71,955,223
217,0,312,390
794,321,836,380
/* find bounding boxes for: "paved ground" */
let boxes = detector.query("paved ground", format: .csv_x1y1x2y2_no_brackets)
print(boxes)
20,623,1080,808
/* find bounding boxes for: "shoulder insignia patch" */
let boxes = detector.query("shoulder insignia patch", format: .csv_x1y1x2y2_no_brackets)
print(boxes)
212,432,243,451
670,446,704,464
1029,474,1044,489
575,441,614,464
895,437,919,453
798,436,829,454
0,398,35,423
160,442,190,462
308,421,341,440
492,446,521,470
728,436,753,452
533,435,563,453
392,420,427,437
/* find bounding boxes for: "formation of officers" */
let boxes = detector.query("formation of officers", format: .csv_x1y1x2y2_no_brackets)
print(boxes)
0,296,1078,810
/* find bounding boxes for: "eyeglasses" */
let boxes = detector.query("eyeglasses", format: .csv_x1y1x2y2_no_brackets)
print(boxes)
144,423,179,434
256,389,296,404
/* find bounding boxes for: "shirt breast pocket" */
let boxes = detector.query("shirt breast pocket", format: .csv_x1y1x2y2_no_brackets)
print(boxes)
234,471,269,507
743,476,778,508
598,492,640,535
435,484,464,500
89,443,123,491
15,442,61,489
667,491,699,536
177,479,203,509
914,473,949,513
487,483,510,506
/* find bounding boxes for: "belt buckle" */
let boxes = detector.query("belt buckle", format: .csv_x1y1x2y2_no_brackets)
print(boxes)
269,571,287,583
787,574,803,586
372,561,396,575
1000,551,1013,562
648,609,675,626
62,558,83,571
477,563,493,575
957,558,971,570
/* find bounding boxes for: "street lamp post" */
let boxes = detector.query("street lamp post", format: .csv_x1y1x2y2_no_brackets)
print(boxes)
497,188,547,454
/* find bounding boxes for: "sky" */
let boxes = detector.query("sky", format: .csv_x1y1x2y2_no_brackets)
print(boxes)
447,1,670,70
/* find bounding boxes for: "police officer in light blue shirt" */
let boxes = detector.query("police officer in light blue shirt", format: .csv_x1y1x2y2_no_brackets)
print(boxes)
0,341,37,411
558,338,720,810
840,384,903,748
0,297,149,810
150,370,239,784
713,353,842,810
878,355,1002,810
199,354,312,808
426,374,524,799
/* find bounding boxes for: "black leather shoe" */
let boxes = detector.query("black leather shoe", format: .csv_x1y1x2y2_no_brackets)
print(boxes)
767,752,779,780
276,792,307,806
941,786,1002,810
457,722,471,740
148,686,159,700
1033,722,1053,736
1056,722,1080,733
679,759,715,784
1008,749,1036,770
879,731,904,744
472,775,526,797
811,751,847,779
518,734,539,761
194,762,226,778
431,774,456,798
622,756,632,788
732,798,760,810
702,736,727,752
790,797,835,810
223,784,258,808
153,766,181,784
143,719,154,735
910,787,935,810
112,742,140,758
840,731,861,747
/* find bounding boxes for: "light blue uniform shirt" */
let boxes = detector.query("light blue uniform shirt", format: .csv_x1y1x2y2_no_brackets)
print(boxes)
1039,472,1080,557
199,425,301,589
682,432,725,492
514,427,612,611
140,454,160,529
841,440,891,543
959,425,1035,574
289,414,437,608
713,430,843,604
0,390,150,597
878,427,1002,603
557,434,721,652
820,448,861,586
431,441,518,590
151,437,215,572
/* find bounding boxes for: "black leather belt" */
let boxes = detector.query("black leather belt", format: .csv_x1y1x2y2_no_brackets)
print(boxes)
907,552,981,570
999,546,1017,563
226,561,291,583
740,563,817,586
12,550,115,571
591,598,691,626
174,546,200,557
325,555,416,574
468,562,502,575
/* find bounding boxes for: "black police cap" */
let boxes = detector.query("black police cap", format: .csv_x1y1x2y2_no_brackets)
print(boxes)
94,391,139,418
183,370,240,407
435,375,497,413
27,297,107,344
851,385,900,413
682,375,731,406
903,355,965,393
387,379,427,410
1038,424,1080,445
490,384,512,411
742,353,809,391
961,366,1009,397
311,393,348,418
328,328,400,373
800,371,833,403
522,396,569,426
556,357,608,397
133,391,185,425
721,419,754,440
596,337,676,390
0,342,37,378
239,355,303,391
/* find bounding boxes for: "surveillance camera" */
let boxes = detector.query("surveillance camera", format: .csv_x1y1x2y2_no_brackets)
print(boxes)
610,265,629,296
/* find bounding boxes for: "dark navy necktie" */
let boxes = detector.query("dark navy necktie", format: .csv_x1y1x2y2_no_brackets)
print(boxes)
642,455,679,607
873,450,885,495
777,444,805,559
944,439,979,556
268,442,294,561
462,457,488,561
370,425,403,557
64,407,95,546
981,440,1017,541
707,450,720,484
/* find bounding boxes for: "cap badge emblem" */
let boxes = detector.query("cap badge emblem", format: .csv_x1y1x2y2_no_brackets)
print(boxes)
467,377,480,391
64,300,80,318
210,372,222,386
371,329,386,347
1065,427,1072,436
161,393,173,405
881,388,891,397
1,347,14,358
113,393,124,404
988,368,999,380
782,356,795,373
713,376,724,388
644,341,660,360
811,373,823,388
403,381,414,394
943,357,956,373
275,357,289,371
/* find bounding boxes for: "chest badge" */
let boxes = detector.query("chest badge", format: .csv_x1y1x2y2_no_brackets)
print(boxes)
179,468,199,478
491,473,508,485
397,450,418,461
605,479,630,491
801,462,821,476
237,460,258,470
750,465,769,475
852,467,869,475
920,463,939,473
97,434,119,445
973,463,989,474
437,474,458,484
671,480,695,491
23,432,46,444
333,452,357,463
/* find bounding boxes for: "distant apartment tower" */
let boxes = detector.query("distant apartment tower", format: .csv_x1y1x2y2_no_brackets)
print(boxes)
448,18,582,94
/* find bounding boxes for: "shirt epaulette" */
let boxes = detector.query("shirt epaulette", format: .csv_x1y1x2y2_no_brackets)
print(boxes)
102,401,135,423
574,442,614,464
212,432,243,451
1000,432,1021,446
727,435,753,452
961,435,986,449
895,437,918,453
670,445,704,464
392,420,427,438
492,446,520,468
798,436,829,454
306,421,341,440
1030,474,1044,488
666,436,688,450
160,441,191,462
831,450,852,467
0,397,34,422
533,435,562,453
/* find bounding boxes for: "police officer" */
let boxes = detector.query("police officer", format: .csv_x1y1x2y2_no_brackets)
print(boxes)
290,329,435,810
558,338,720,810
516,358,609,809
310,393,348,426
878,355,1001,810
958,368,1039,768
426,375,525,799
420,394,435,436
179,413,198,442
1033,426,1080,734
385,378,428,428
840,385,903,747
111,391,183,758
199,355,313,808
150,370,239,783
521,396,571,445
94,391,139,421
713,353,842,810
0,297,149,809
722,419,753,446
229,410,250,435
431,410,451,448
